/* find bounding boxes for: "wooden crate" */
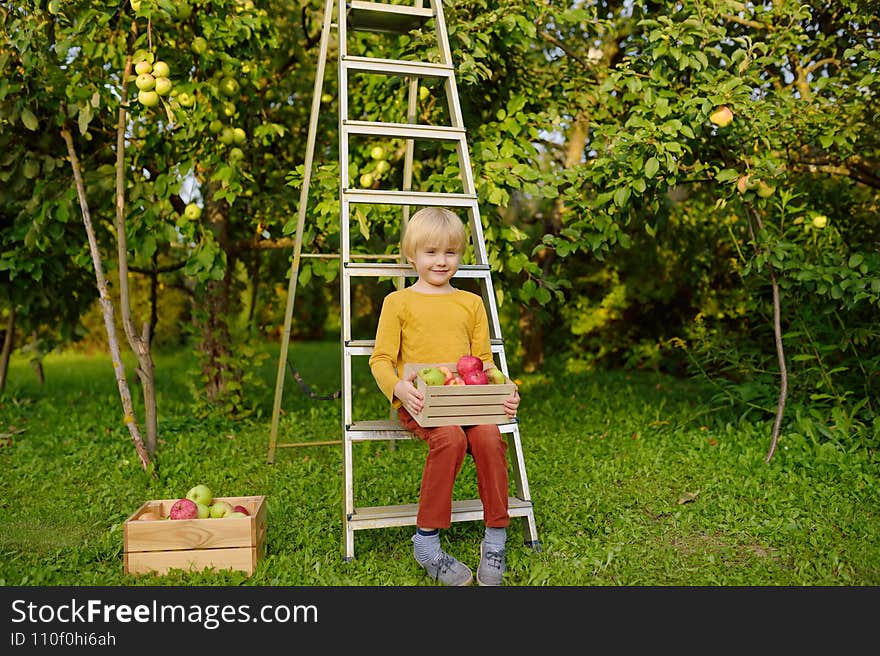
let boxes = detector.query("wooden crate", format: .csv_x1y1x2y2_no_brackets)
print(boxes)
123,495,266,576
404,363,516,428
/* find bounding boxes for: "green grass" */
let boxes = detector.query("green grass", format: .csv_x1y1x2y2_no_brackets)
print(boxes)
1,341,878,586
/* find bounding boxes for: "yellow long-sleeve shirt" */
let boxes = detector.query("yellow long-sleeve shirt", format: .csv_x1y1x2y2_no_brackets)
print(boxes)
369,287,493,404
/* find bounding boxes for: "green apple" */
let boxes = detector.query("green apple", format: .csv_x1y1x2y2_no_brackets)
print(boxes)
321,93,333,103
137,90,160,107
228,147,245,163
232,127,246,144
151,60,170,78
208,119,223,133
219,126,235,145
134,60,152,76
154,76,172,95
375,159,390,174
359,172,374,188
418,366,446,386
177,91,195,107
370,145,386,160
184,203,202,220
196,503,211,519
135,73,156,91
174,0,192,20
185,483,213,506
811,214,828,229
222,101,237,117
209,500,234,518
191,36,208,54
756,181,776,198
486,368,507,385
227,511,248,518
419,85,430,102
219,76,240,97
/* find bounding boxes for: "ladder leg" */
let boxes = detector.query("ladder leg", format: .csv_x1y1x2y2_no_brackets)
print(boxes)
267,0,337,464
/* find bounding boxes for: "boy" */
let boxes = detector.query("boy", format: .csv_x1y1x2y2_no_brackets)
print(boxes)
369,207,520,586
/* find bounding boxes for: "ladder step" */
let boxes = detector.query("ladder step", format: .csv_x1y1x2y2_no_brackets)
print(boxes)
344,120,466,142
346,338,504,356
346,419,519,442
348,1,434,34
348,497,533,529
344,262,491,278
343,189,477,207
342,55,454,79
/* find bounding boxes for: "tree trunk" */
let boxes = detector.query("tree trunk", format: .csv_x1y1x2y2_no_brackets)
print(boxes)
114,54,158,456
0,307,15,392
745,203,789,463
198,186,239,404
61,127,153,474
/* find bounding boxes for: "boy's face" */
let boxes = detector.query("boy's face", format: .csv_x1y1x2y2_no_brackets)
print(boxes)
409,241,461,287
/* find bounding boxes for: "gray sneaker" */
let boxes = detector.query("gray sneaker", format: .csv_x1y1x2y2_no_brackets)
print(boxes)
419,550,473,586
477,541,506,586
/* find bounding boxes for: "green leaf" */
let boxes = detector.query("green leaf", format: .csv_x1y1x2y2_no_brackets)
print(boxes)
645,157,659,179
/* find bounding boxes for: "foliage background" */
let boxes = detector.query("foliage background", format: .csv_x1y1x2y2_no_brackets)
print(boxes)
0,4,877,461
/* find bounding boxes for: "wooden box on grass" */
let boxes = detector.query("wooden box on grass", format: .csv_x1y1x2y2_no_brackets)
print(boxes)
404,363,516,428
123,495,266,576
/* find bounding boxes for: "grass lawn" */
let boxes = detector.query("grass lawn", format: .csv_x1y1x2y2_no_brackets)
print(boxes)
1,340,878,586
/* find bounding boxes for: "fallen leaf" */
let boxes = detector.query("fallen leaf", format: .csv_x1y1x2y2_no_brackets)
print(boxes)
678,491,699,505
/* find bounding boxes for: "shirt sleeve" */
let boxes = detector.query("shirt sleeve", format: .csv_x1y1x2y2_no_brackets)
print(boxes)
369,293,403,403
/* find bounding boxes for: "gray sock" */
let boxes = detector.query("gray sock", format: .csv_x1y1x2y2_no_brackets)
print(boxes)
484,526,507,550
413,529,441,565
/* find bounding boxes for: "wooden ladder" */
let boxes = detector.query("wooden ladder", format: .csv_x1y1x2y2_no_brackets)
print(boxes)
268,0,540,561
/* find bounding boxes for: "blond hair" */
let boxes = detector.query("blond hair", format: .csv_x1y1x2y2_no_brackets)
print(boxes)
402,207,467,262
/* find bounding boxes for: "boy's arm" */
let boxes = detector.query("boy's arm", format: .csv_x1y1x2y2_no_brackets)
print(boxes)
369,295,403,402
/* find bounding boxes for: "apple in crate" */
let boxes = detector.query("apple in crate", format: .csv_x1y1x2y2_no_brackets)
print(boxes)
418,366,446,386
210,500,234,518
462,369,488,385
456,355,483,377
486,368,507,385
233,505,250,516
186,484,213,507
169,498,199,520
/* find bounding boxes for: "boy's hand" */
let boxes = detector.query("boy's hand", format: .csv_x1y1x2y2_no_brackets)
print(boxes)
504,388,520,419
395,371,424,416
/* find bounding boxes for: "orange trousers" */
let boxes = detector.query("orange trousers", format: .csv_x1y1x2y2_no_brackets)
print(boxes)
398,407,510,530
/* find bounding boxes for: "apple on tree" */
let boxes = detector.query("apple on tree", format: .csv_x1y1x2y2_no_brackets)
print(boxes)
183,202,202,221
709,105,733,128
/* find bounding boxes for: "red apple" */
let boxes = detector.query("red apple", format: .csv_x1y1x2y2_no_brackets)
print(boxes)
169,498,199,520
232,505,250,516
445,375,466,386
456,355,483,377
462,370,488,385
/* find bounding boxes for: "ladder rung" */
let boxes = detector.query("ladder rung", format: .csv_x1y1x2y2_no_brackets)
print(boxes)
348,497,533,529
346,338,504,356
342,55,454,79
346,419,518,442
343,189,477,207
344,262,491,278
348,1,433,34
344,120,466,142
